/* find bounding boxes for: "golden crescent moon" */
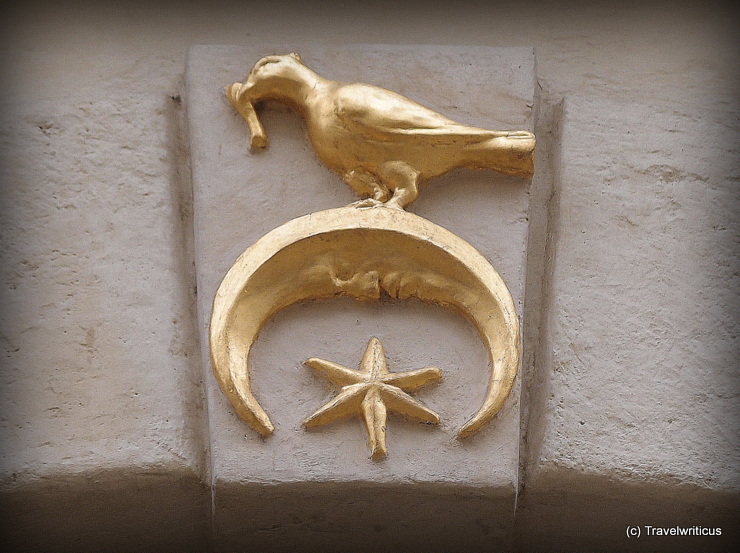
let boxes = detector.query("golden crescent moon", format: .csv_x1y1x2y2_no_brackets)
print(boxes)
209,206,520,439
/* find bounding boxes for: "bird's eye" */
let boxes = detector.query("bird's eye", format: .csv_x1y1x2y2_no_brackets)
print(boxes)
255,58,280,71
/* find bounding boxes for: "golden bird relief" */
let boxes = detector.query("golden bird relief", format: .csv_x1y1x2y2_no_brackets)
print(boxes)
226,53,535,210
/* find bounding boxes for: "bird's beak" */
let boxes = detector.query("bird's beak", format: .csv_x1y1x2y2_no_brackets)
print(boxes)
225,82,244,106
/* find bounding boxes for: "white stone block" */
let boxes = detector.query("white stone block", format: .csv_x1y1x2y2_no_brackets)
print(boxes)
187,44,534,549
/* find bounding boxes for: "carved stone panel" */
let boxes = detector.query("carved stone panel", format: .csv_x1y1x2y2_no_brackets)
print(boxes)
187,44,534,550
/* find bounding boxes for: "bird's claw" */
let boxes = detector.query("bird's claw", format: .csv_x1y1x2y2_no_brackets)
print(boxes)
350,198,385,209
383,200,406,210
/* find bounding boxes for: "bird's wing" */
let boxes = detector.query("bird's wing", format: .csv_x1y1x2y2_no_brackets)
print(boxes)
334,83,507,143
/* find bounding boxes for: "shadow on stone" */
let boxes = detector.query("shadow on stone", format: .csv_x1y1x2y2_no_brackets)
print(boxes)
0,468,210,553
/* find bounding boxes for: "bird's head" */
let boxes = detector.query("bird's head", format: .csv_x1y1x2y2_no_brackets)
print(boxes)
226,53,311,151
244,53,306,88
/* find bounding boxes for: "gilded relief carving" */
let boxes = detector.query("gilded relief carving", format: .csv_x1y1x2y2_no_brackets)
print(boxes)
211,53,534,458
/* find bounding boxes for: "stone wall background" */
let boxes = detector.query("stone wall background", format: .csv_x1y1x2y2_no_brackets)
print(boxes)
0,1,737,551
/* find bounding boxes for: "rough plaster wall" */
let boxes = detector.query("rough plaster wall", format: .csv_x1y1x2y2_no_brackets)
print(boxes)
538,94,739,489
0,7,211,549
0,1,737,551
0,45,202,479
517,88,739,553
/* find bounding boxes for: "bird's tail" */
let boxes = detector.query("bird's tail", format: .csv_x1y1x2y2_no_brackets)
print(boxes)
463,131,535,180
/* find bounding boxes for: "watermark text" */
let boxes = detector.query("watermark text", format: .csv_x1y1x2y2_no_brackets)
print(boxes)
626,525,722,539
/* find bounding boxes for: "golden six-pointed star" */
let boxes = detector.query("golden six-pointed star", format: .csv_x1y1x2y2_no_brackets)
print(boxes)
304,337,442,460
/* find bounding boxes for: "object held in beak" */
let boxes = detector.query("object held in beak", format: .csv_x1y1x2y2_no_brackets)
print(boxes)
225,82,268,150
